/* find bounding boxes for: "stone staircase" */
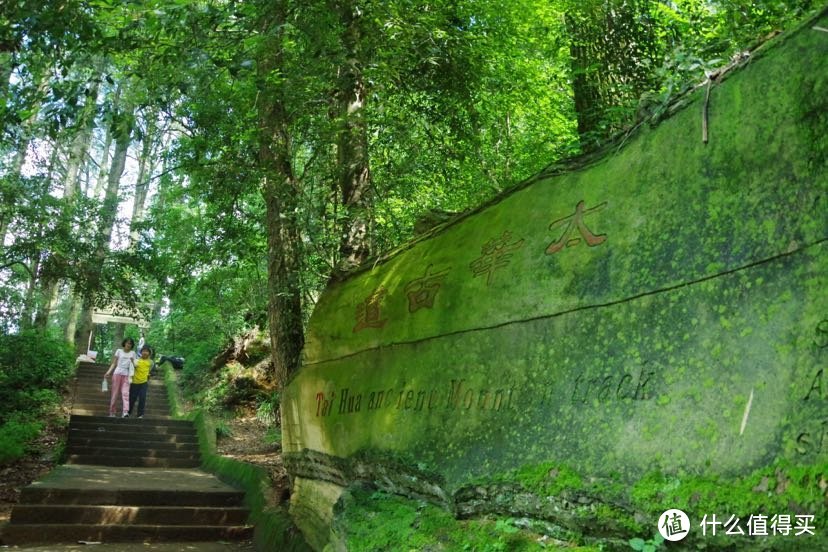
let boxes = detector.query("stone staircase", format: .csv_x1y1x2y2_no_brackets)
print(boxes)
66,416,201,468
1,361,253,545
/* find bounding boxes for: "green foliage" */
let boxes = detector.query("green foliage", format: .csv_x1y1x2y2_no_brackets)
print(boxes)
0,415,42,464
629,461,828,524
628,534,664,552
561,0,819,145
0,331,74,422
214,418,233,440
500,461,584,497
0,331,73,464
336,488,545,551
264,427,282,446
146,265,266,397
479,456,828,546
162,362,185,419
256,391,280,426
197,364,261,412
2,0,814,386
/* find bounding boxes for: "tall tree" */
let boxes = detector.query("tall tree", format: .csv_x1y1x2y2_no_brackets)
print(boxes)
74,93,133,353
565,0,662,144
256,0,305,388
331,0,373,272
33,75,101,329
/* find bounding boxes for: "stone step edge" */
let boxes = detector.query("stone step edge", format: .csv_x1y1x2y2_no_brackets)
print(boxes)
66,439,199,451
0,523,253,544
20,488,244,506
65,446,200,458
67,432,197,444
69,423,193,433
10,504,249,525
66,456,201,468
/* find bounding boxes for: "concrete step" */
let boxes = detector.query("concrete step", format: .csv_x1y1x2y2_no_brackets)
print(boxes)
74,373,167,380
75,362,111,371
67,454,200,468
73,387,169,393
68,429,197,444
65,446,200,460
73,398,170,407
72,397,169,404
70,408,172,418
74,389,169,398
69,419,194,434
10,504,249,525
70,414,191,424
3,465,251,545
75,390,168,398
67,437,199,451
72,401,170,412
67,428,193,439
73,379,167,388
20,485,245,509
73,383,168,392
1,523,253,544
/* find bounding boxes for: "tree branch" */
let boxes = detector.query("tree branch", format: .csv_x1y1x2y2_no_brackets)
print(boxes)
0,259,34,277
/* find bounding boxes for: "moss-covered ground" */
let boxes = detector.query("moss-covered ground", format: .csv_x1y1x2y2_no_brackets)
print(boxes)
334,487,601,552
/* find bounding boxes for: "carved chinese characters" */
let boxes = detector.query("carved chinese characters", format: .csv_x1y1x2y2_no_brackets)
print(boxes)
353,287,389,333
546,200,607,254
469,231,526,285
405,265,450,313
350,199,608,333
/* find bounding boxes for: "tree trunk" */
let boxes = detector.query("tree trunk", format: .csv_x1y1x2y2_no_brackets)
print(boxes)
129,110,157,247
64,80,100,199
34,80,100,330
566,1,660,143
333,0,373,272
91,116,114,200
257,2,305,389
74,99,133,354
566,5,605,140
19,256,41,329
64,292,82,343
10,72,50,174
0,52,13,95
33,279,60,329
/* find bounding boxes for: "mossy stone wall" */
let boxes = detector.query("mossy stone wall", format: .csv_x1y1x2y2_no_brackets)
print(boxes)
283,11,828,550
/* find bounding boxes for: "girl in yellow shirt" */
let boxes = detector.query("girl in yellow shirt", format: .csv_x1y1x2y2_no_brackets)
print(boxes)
128,346,153,418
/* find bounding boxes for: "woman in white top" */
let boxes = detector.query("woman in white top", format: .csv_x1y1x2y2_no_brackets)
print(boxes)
104,337,136,417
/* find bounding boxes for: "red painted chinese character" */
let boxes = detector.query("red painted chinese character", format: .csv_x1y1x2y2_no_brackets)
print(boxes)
404,264,450,313
546,200,607,254
470,230,525,286
353,287,388,332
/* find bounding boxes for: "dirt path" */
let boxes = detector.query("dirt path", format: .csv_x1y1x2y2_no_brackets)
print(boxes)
215,415,290,506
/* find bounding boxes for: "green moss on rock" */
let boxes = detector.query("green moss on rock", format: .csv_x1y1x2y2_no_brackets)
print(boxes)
331,487,598,552
283,8,828,550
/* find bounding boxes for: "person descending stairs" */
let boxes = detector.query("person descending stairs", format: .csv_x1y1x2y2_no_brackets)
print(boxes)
0,361,253,544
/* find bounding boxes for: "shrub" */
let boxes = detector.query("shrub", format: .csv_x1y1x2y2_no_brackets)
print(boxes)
0,331,74,464
0,415,43,464
256,391,280,425
0,331,74,419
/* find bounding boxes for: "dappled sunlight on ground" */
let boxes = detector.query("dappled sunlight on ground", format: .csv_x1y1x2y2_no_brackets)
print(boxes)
215,414,289,506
